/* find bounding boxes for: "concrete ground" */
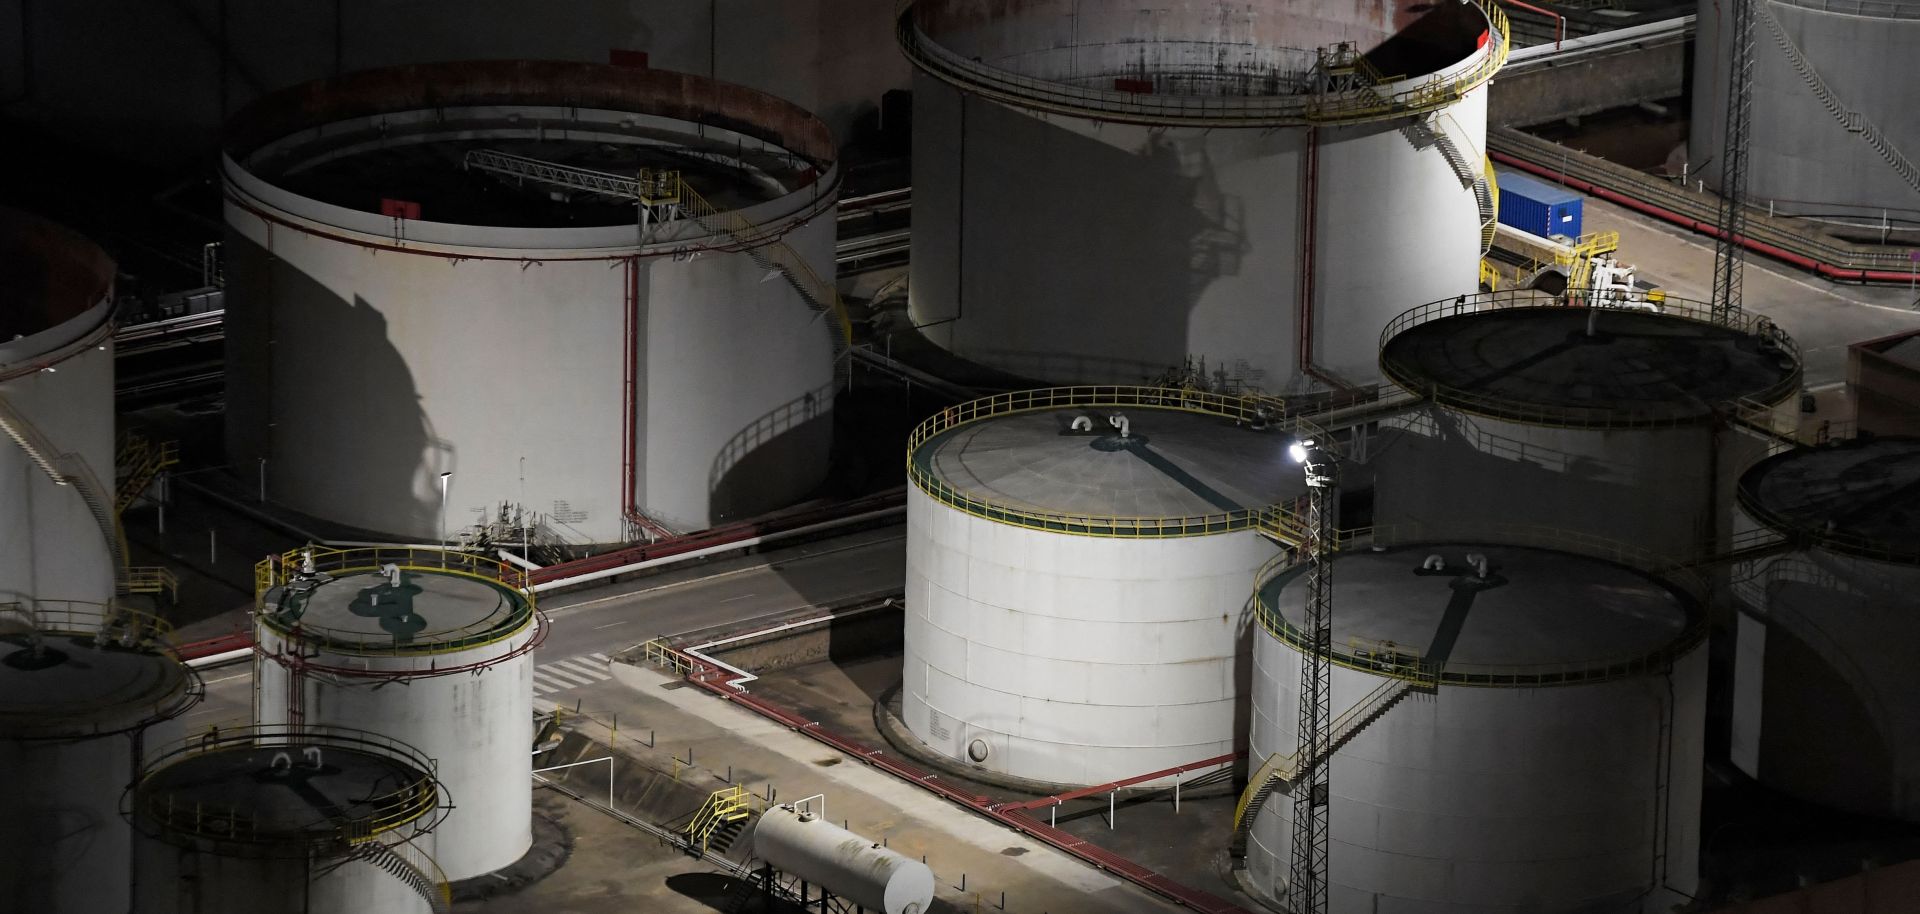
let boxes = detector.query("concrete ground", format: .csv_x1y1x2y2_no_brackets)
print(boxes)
513,663,1199,914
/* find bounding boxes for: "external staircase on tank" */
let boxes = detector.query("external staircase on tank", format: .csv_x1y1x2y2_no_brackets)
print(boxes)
1756,0,1920,195
115,432,179,513
343,837,452,914
0,392,134,593
1228,663,1436,859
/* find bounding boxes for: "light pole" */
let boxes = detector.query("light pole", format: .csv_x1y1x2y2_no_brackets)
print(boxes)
438,471,453,566
1287,436,1337,914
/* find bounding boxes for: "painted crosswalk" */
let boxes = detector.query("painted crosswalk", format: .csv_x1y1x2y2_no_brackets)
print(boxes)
533,652,614,695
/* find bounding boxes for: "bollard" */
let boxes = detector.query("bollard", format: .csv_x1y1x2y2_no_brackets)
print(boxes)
208,529,217,564
1109,791,1115,829
725,765,732,783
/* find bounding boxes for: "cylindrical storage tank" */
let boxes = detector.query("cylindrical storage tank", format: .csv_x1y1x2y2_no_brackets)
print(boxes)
1728,436,1920,821
0,208,118,604
127,725,449,914
901,388,1305,787
752,805,936,914
1244,532,1708,912
1,601,201,914
898,0,1508,388
252,547,542,881
1374,291,1803,558
221,61,842,543
1691,0,1920,230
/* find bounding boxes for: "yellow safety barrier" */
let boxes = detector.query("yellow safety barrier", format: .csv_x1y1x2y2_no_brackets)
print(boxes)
904,386,1316,540
125,566,180,603
684,785,763,853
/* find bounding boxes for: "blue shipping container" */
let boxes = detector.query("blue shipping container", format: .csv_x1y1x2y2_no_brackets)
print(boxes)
1495,168,1583,239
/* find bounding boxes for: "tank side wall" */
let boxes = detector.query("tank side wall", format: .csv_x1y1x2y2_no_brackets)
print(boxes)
0,733,136,914
0,339,115,603
902,486,1269,786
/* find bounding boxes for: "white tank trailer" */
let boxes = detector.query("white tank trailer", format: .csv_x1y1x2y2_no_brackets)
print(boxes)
1243,534,1707,913
1729,437,1920,821
1373,292,1802,559
902,389,1304,788
1691,0,1920,229
252,547,541,881
899,0,1508,389
127,726,449,914
0,208,120,604
1,601,200,914
221,60,841,543
753,805,937,914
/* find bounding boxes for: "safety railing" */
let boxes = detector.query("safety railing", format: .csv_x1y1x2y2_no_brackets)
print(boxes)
254,546,537,654
897,0,1508,128
676,181,855,348
133,724,444,852
905,386,1315,539
1736,477,1920,567
642,638,699,676
0,597,175,645
684,785,764,853
125,566,181,603
1231,675,1418,833
1249,522,1709,688
115,435,179,513
1770,0,1920,22
1379,289,1803,429
366,835,453,914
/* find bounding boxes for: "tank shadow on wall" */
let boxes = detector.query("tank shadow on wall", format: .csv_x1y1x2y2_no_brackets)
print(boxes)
223,234,440,539
707,383,836,525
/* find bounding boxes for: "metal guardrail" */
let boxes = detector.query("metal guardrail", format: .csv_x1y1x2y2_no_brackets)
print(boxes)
133,724,444,852
1379,290,1804,429
125,566,181,603
905,386,1314,539
1250,522,1710,688
897,0,1508,128
254,546,537,655
1770,0,1920,19
1736,478,1920,567
0,598,175,646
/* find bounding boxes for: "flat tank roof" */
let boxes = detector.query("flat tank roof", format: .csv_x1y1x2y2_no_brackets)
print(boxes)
133,736,437,850
914,407,1304,521
261,566,532,654
0,208,114,366
0,618,193,739
1262,542,1697,680
1739,436,1920,563
1380,303,1801,426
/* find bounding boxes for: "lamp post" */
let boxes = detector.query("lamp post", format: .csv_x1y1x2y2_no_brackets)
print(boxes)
1287,437,1337,914
438,471,453,566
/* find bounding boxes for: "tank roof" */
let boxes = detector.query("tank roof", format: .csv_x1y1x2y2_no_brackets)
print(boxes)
1738,436,1920,564
261,565,533,654
1380,301,1801,427
0,208,114,368
132,729,439,854
914,406,1304,523
1262,542,1697,682
0,619,194,739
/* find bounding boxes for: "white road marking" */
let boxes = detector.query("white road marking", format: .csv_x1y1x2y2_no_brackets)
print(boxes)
555,658,611,681
592,619,633,630
720,593,758,603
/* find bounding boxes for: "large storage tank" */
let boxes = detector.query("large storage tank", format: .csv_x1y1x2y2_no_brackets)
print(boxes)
1691,0,1920,229
128,725,449,914
899,0,1508,388
0,208,119,603
1374,291,1803,558
1729,436,1920,821
1244,532,1708,912
222,61,842,543
252,547,541,881
1,601,200,914
901,388,1304,787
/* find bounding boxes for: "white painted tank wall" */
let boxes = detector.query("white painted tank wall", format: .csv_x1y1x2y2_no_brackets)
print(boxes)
253,624,536,880
223,165,835,541
1245,631,1705,912
1370,408,1719,559
909,78,1486,387
0,0,910,167
1691,0,1920,221
1729,536,1920,820
902,486,1270,786
0,303,115,605
133,834,434,914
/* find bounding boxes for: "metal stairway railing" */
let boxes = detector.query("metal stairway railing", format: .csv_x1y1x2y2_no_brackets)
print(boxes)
1558,230,1621,292
115,434,179,513
1229,672,1428,857
0,392,131,592
1477,156,1500,256
354,838,452,914
684,785,763,855
1757,1,1920,195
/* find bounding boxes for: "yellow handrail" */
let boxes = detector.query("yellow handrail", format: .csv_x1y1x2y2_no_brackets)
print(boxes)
254,546,537,655
675,181,855,348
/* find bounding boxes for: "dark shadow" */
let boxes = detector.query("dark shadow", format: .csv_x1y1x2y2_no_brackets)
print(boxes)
825,605,906,706
223,231,439,538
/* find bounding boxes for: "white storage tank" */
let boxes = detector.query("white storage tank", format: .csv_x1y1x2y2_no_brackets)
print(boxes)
899,0,1508,388
1728,436,1920,821
1243,532,1707,912
0,208,119,603
1374,291,1802,558
221,60,842,543
252,547,541,881
901,388,1304,787
753,804,936,914
127,725,449,914
1,601,201,914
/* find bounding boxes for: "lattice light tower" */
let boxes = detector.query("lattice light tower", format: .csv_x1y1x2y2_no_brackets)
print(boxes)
1288,437,1338,914
1711,0,1757,324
